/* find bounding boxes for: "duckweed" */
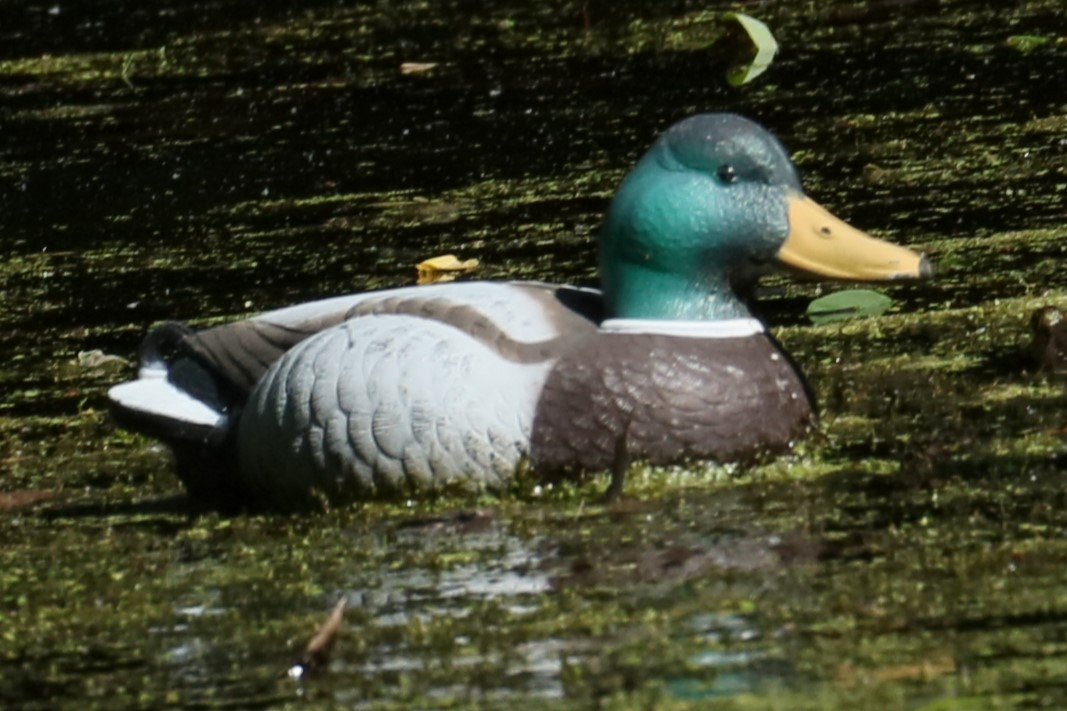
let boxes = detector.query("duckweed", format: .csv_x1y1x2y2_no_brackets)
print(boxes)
2,0,1066,707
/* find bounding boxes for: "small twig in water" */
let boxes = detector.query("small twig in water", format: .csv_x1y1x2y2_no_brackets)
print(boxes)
287,596,348,679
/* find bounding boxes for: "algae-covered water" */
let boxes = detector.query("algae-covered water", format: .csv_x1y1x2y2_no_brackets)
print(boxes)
2,0,1066,707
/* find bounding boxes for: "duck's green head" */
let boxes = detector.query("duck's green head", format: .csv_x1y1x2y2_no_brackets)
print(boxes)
598,113,931,320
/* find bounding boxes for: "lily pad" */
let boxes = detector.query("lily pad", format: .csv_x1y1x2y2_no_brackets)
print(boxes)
806,289,894,324
715,12,778,86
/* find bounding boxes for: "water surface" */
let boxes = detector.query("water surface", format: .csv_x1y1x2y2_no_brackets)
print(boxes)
2,0,1067,707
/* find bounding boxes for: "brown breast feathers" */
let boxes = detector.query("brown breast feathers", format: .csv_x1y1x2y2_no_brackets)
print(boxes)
529,331,814,478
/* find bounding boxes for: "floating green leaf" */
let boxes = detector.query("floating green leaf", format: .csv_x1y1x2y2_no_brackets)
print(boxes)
715,12,778,86
806,289,894,325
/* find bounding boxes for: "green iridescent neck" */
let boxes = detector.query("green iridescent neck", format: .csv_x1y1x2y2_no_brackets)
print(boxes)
600,261,752,320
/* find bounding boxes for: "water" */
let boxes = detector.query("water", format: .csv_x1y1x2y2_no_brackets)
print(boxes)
2,0,1066,707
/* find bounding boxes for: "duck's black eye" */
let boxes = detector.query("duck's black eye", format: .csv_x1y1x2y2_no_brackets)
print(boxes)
717,164,737,184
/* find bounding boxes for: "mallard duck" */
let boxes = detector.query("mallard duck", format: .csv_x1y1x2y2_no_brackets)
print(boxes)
109,113,931,510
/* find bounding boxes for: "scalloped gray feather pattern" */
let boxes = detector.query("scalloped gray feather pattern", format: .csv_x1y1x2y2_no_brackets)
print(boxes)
234,283,597,506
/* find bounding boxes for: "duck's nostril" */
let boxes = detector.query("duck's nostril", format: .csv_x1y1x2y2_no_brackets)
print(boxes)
819,226,832,236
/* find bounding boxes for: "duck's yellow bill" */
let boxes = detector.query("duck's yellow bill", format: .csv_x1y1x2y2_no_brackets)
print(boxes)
776,193,932,281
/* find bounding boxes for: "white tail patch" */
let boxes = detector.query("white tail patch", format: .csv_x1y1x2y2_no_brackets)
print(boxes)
108,378,224,428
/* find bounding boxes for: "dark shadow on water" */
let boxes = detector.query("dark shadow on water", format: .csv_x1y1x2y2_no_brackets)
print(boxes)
40,493,193,528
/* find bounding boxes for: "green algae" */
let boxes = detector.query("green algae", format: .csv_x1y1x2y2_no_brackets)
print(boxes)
3,0,1067,707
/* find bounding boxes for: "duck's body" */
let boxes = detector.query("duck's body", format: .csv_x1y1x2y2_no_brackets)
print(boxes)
109,114,930,510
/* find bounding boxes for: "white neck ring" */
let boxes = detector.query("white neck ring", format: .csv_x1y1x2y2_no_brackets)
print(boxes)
598,318,765,339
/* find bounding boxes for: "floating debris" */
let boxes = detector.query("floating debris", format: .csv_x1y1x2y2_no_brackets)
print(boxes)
415,254,479,284
713,13,778,86
400,62,438,75
77,350,129,368
287,596,347,680
0,490,54,512
1030,305,1067,372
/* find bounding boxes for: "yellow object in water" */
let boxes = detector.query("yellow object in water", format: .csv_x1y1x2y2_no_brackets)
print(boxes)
416,254,480,284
